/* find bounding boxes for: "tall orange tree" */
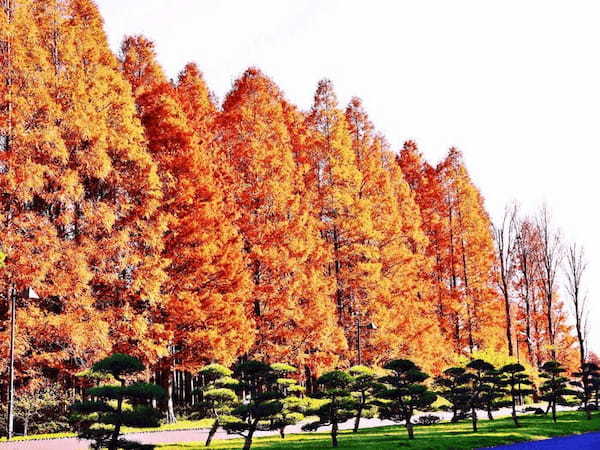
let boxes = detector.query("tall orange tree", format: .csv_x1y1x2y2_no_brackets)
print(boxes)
215,69,345,376
398,142,457,352
0,0,136,388
344,98,448,371
300,81,387,366
120,36,254,420
174,63,217,155
399,144,503,355
513,217,543,366
436,148,503,354
26,0,172,378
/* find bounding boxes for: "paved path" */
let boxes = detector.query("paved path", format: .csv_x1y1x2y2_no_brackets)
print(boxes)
1,417,397,450
485,432,600,449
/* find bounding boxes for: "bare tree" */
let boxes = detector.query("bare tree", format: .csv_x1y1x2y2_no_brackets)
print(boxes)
513,218,540,367
534,205,563,360
565,243,589,366
493,202,518,356
565,242,594,419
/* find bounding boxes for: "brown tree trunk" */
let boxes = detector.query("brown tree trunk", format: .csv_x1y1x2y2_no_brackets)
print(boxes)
205,419,218,447
160,367,176,423
353,395,364,433
406,419,414,439
511,392,520,427
109,382,124,450
471,406,477,432
331,418,338,447
243,422,257,450
451,406,459,423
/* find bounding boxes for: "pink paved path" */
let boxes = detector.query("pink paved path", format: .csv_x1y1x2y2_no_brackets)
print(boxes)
0,417,399,450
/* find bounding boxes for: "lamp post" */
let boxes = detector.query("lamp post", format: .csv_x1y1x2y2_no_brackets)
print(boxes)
355,315,377,366
6,286,39,440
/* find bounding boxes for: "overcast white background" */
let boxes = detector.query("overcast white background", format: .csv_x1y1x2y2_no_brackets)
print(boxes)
96,0,599,355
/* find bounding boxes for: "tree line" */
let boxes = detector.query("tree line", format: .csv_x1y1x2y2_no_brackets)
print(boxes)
0,0,594,429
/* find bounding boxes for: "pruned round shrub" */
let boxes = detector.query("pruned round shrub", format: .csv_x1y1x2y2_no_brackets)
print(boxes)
522,406,545,414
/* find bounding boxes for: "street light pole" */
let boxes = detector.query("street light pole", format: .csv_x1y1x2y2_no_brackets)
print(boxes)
6,287,16,440
356,315,361,366
6,287,39,440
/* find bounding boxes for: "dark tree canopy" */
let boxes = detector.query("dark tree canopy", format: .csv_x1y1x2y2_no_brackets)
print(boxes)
377,359,436,440
70,354,164,450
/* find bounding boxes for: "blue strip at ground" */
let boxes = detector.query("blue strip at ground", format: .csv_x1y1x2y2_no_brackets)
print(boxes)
485,432,600,449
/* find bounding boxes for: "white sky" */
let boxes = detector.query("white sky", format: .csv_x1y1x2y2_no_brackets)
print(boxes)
96,0,600,355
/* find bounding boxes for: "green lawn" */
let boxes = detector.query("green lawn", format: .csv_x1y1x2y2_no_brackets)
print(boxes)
159,411,600,449
0,418,215,442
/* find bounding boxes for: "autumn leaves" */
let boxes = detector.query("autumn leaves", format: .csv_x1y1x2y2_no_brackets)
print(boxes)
0,0,578,401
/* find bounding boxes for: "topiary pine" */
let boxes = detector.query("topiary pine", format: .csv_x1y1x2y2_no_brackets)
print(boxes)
434,366,471,423
479,366,508,421
500,363,534,427
464,359,495,432
540,360,577,423
70,353,164,450
195,363,239,447
270,363,306,439
348,365,381,433
220,360,285,450
376,359,437,440
571,362,600,420
303,370,356,448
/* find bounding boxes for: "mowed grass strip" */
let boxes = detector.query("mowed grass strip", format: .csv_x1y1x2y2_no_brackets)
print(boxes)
0,419,215,442
159,411,600,449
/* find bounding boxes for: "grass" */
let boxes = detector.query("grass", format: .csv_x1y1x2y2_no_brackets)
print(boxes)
0,418,215,442
122,418,214,433
158,411,600,449
0,431,76,442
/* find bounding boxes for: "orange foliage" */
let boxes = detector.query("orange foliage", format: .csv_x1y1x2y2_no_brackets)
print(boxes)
399,144,504,356
215,69,345,374
0,0,582,397
120,36,253,371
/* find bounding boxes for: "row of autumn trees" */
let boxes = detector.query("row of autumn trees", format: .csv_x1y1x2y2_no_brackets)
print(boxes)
0,0,589,423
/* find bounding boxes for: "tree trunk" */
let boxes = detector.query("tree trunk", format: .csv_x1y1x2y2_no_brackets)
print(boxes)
160,367,177,423
471,406,477,432
511,396,520,427
185,372,192,406
331,418,338,447
406,419,414,439
243,423,257,450
551,401,557,423
353,402,363,433
450,406,459,423
487,405,494,420
503,290,513,357
279,426,285,439
109,394,124,450
23,417,28,436
585,402,591,420
205,419,218,447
